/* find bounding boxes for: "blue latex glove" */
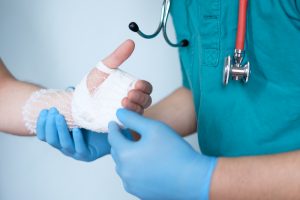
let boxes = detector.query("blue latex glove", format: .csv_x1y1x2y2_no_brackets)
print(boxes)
36,107,111,162
108,109,218,200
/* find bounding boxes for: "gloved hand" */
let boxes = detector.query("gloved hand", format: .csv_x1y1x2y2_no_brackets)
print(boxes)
37,107,136,162
108,109,218,200
37,108,111,161
37,108,134,161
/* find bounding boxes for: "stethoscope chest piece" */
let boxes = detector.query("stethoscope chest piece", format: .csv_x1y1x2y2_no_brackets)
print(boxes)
223,0,251,86
223,52,250,85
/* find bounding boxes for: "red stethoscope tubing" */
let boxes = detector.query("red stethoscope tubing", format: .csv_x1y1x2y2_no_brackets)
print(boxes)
235,0,248,51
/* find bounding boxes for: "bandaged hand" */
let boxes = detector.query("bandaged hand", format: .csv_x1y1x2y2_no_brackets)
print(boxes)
23,40,152,134
31,40,151,161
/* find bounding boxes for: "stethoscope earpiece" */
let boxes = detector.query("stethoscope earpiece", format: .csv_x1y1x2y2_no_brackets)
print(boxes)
128,0,188,48
129,22,140,33
181,40,189,47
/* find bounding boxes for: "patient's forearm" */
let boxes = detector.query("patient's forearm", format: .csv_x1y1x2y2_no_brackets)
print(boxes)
144,87,197,137
0,59,74,136
0,60,41,135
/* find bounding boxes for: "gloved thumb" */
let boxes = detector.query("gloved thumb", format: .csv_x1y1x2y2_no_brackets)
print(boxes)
102,39,135,69
108,121,132,151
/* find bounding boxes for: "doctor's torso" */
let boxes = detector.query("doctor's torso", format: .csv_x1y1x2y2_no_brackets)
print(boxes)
171,0,300,157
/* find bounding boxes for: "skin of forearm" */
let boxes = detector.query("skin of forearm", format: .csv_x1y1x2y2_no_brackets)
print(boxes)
211,151,300,200
0,59,41,135
0,59,14,80
144,87,197,137
0,78,41,135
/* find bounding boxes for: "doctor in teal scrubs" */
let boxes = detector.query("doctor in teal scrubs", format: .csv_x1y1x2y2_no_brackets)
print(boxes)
38,0,300,199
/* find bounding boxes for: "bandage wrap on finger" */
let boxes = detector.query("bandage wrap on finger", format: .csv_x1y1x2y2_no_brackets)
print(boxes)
71,62,138,132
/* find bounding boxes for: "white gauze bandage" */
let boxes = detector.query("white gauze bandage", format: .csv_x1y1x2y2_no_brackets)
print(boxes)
71,62,138,132
22,89,74,134
22,62,138,134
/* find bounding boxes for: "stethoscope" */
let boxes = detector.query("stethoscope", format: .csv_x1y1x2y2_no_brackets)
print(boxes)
128,0,189,47
129,0,250,86
223,0,250,86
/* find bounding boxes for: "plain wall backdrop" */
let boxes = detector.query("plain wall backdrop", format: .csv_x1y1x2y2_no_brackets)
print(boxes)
0,0,199,199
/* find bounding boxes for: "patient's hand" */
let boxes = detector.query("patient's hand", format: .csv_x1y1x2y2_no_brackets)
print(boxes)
70,39,152,132
35,40,152,161
87,39,152,115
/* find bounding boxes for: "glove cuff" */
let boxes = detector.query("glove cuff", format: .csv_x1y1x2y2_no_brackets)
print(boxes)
199,156,218,200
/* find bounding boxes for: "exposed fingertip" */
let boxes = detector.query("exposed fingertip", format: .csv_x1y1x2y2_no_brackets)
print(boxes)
144,96,152,109
135,80,153,94
126,39,135,43
102,39,136,69
127,90,138,101
121,97,129,107
122,98,143,114
134,80,143,89
125,39,135,47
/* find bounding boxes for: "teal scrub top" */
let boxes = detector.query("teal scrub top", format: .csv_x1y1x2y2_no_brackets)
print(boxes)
171,0,300,157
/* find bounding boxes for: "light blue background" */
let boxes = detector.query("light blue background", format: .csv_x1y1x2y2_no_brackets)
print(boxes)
0,0,199,199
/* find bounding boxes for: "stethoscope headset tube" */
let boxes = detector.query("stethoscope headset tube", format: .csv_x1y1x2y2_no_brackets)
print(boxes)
129,0,189,48
128,0,251,86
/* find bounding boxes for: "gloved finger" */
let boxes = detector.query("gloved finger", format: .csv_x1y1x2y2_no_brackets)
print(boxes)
111,148,123,179
127,90,152,109
116,109,154,136
73,128,89,156
55,114,75,154
110,148,121,166
102,39,135,69
122,181,131,194
45,107,61,149
121,98,143,114
134,80,153,95
108,121,132,151
61,149,74,158
36,109,48,141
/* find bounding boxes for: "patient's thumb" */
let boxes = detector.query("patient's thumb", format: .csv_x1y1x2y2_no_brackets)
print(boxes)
102,39,135,69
